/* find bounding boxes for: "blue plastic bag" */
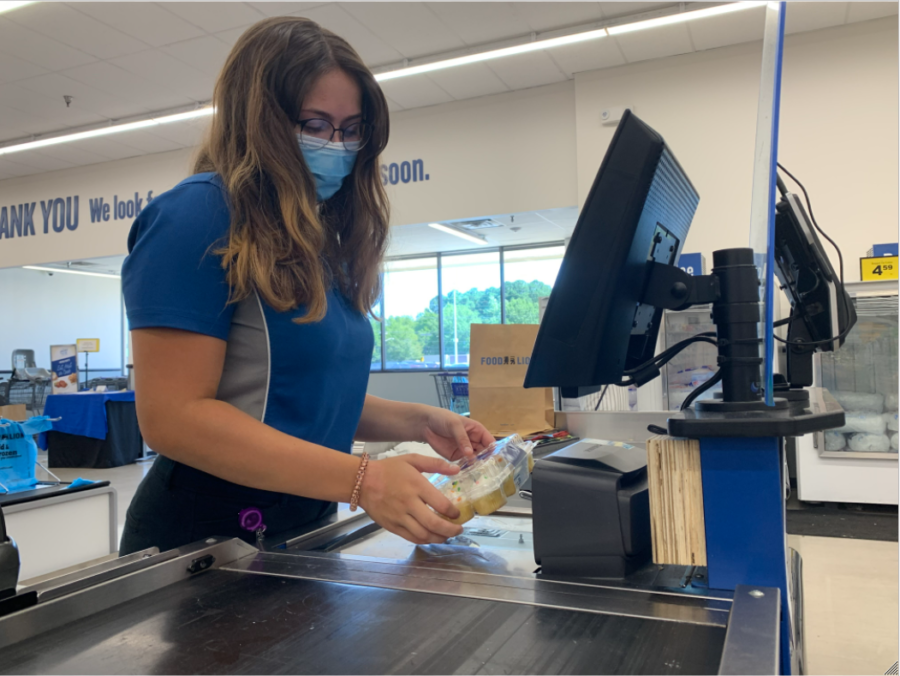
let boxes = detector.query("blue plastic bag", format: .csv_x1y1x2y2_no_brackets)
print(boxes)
0,416,54,493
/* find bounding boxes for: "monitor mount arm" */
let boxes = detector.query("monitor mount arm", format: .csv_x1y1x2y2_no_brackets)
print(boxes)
641,248,772,410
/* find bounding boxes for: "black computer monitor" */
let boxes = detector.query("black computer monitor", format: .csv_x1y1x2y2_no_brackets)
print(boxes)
773,181,857,386
524,110,700,397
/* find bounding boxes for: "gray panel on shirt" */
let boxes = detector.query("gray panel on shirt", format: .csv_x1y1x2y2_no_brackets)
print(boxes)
216,292,269,422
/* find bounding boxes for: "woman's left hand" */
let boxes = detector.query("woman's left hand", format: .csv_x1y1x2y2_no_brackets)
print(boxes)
420,407,494,462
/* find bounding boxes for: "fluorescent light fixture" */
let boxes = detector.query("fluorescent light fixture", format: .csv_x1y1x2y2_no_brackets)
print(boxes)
0,106,214,156
0,2,35,15
428,223,488,246
606,2,767,35
375,28,608,81
23,265,121,279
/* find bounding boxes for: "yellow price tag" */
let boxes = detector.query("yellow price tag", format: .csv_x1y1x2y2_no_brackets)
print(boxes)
860,255,899,281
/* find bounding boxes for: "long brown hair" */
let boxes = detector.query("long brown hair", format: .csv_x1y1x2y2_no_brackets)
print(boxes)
195,16,390,322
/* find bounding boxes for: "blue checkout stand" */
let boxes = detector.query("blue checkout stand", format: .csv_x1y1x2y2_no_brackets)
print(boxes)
39,392,143,468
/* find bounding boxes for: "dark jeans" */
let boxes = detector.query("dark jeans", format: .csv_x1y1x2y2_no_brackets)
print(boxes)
119,455,335,556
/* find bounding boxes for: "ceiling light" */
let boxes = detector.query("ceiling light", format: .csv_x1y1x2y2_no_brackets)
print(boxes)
375,28,608,81
0,106,214,156
0,2,35,15
606,2,767,35
23,265,121,279
428,223,488,246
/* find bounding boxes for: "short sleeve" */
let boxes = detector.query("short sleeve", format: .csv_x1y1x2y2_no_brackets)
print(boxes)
123,176,236,341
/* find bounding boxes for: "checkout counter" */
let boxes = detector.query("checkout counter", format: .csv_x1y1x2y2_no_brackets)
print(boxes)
0,412,782,675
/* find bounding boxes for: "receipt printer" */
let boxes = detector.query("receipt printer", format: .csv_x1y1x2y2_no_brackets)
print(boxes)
532,439,652,579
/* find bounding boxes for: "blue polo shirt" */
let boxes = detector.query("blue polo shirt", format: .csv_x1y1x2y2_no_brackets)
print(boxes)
123,172,373,454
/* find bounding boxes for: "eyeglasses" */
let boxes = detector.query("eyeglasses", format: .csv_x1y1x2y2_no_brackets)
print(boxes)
298,118,369,151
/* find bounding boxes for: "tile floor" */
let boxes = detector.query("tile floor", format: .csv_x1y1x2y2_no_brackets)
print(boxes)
31,457,900,675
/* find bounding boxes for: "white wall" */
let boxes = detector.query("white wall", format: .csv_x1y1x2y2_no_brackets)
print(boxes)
0,148,194,270
0,267,123,372
384,81,577,227
0,81,578,270
574,18,898,281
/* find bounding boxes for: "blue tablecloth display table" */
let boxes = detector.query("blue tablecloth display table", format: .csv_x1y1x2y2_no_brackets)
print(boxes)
40,392,143,468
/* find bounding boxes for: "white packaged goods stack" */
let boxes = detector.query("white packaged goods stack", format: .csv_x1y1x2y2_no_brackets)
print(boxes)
820,295,899,455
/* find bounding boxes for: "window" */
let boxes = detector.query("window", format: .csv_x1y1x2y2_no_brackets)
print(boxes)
440,251,501,369
369,295,382,372
371,243,566,371
503,246,565,324
382,257,439,370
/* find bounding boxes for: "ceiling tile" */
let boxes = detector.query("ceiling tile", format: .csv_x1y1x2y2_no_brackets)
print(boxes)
0,158,41,178
8,152,76,173
106,130,187,155
107,51,213,102
384,96,405,113
250,3,331,17
484,51,568,90
688,5,766,52
598,2,679,21
72,3,207,47
5,3,151,60
59,61,193,112
213,25,248,50
340,2,466,61
0,51,48,84
143,119,209,147
785,2,850,35
0,17,97,71
510,2,605,32
846,2,899,23
546,35,626,77
71,137,153,162
0,120,27,141
424,2,533,46
28,145,114,167
379,77,454,109
613,23,694,63
423,62,509,100
160,35,233,77
156,2,266,34
15,72,144,120
0,83,106,132
292,4,405,66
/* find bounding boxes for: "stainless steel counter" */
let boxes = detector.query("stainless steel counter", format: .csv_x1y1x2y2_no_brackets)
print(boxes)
0,508,780,674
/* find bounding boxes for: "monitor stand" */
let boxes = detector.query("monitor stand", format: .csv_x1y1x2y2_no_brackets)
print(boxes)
640,247,844,437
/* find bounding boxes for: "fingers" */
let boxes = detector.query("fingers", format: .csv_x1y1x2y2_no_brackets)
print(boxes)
411,502,462,541
452,420,475,458
466,418,496,451
392,524,428,545
418,481,459,520
403,453,459,476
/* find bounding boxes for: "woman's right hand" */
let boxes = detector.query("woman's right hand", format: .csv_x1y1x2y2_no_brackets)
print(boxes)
358,454,464,545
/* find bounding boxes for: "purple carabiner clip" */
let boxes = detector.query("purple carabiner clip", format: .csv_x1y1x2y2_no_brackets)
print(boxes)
238,507,267,547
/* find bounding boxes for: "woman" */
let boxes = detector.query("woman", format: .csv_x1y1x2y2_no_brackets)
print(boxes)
119,16,494,556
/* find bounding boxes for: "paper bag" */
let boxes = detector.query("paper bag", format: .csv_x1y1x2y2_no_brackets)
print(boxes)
0,405,27,421
468,323,554,437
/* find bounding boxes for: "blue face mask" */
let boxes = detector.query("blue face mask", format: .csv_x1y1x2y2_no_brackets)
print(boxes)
298,135,359,202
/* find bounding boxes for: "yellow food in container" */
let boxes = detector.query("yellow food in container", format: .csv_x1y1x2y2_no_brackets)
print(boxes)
438,495,475,525
471,487,507,515
501,471,516,497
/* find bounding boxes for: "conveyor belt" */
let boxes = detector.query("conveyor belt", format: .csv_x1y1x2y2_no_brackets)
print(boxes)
0,569,726,675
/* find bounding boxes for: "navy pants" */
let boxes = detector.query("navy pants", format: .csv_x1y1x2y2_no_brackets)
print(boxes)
119,455,335,556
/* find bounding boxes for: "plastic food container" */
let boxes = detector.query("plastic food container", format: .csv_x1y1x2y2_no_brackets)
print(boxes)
429,474,476,525
427,434,536,518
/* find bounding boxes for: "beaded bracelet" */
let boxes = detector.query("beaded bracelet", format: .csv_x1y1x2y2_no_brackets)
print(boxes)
349,452,370,512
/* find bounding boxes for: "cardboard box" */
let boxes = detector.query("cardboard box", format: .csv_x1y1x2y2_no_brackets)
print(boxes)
0,404,27,421
468,323,554,437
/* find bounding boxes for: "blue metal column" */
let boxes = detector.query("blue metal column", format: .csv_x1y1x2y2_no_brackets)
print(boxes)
700,437,792,674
